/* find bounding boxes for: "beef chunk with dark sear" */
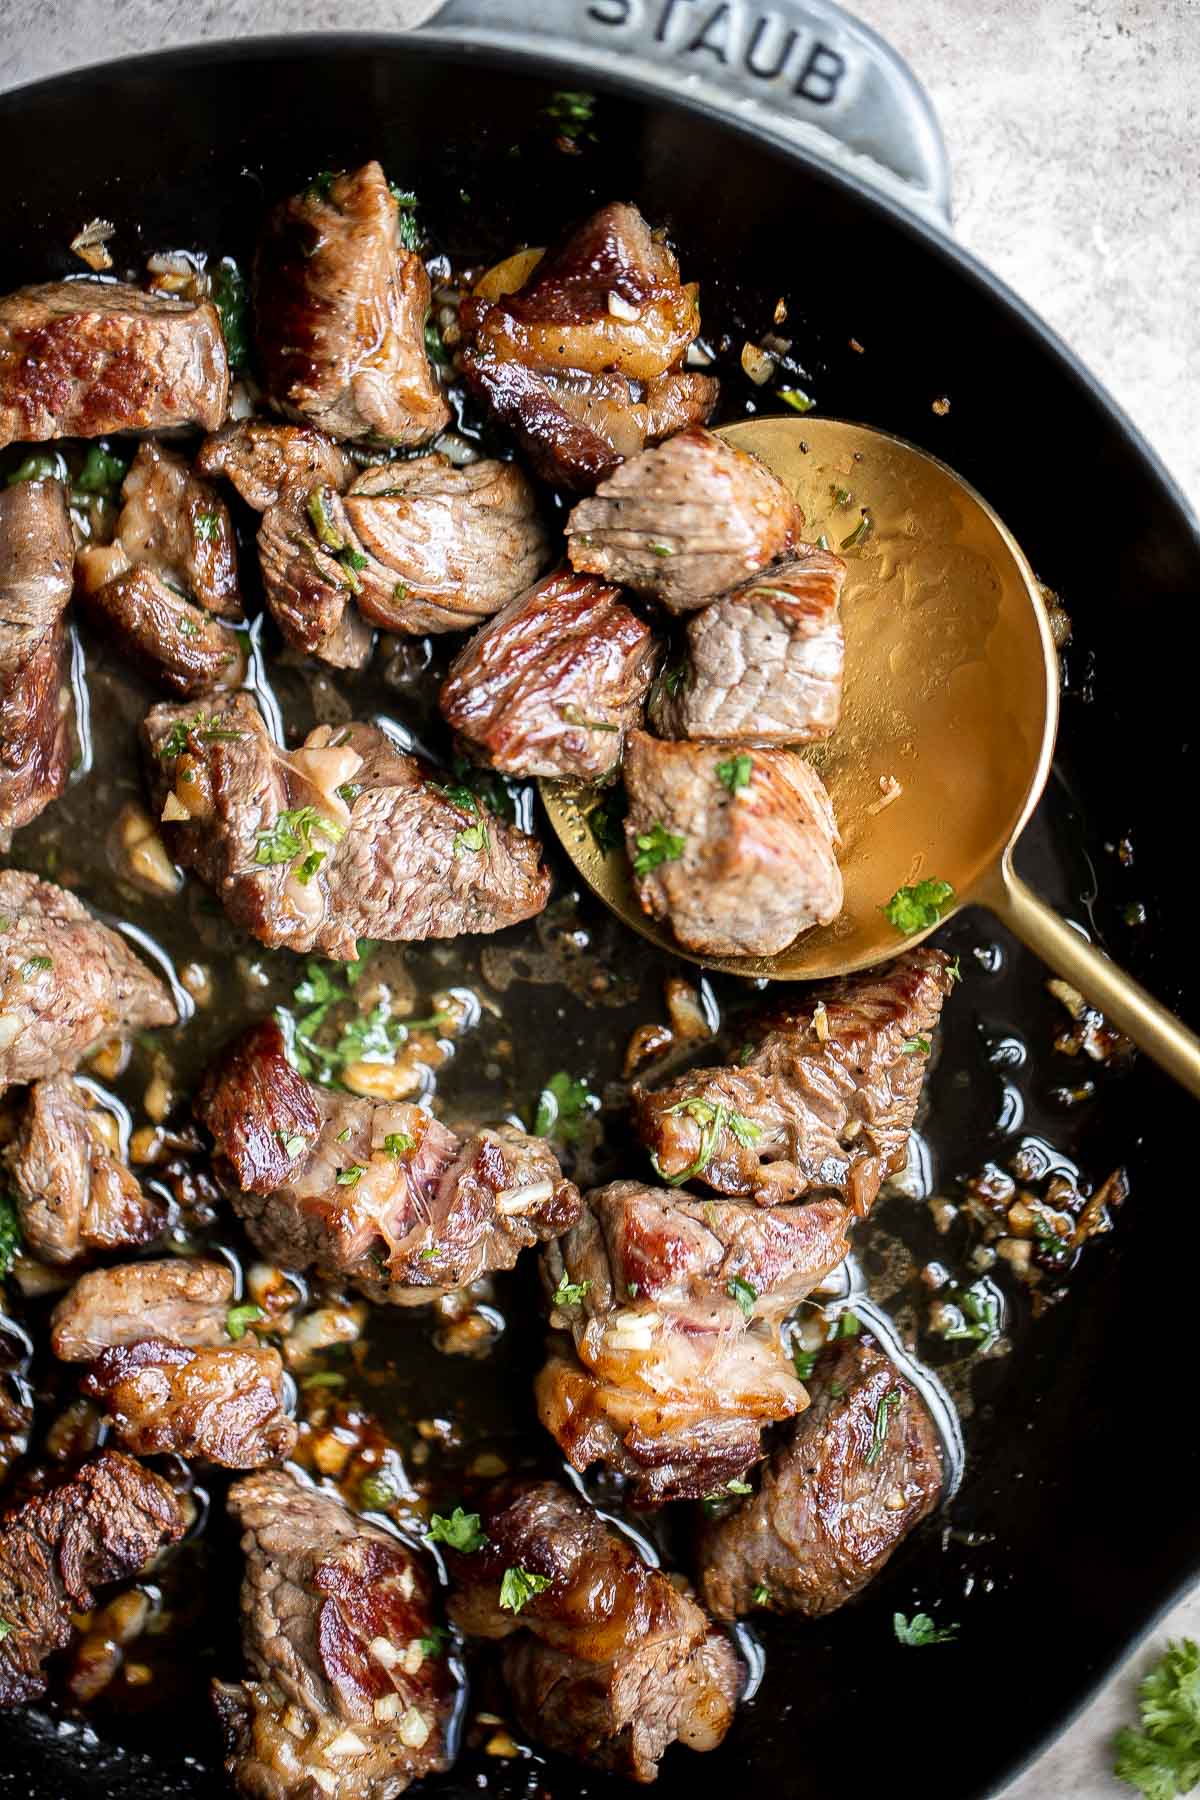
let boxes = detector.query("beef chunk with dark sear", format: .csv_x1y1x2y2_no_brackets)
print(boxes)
256,485,375,669
460,202,717,491
197,1018,580,1304
441,568,659,780
4,1075,165,1265
197,418,355,513
634,948,954,1210
536,1180,849,1503
342,455,551,633
143,695,552,956
0,280,228,446
698,1338,944,1619
446,1480,738,1781
0,481,74,849
623,731,843,957
213,1469,454,1798
0,1449,184,1706
77,562,245,698
50,1257,235,1362
650,547,846,743
82,1339,296,1469
0,869,175,1094
255,161,450,445
568,425,803,608
113,439,242,617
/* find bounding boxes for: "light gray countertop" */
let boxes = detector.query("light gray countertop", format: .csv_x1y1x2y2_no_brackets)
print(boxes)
3,3,1198,1795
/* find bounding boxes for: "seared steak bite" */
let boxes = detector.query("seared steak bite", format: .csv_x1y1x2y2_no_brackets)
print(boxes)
623,731,843,957
255,160,450,445
0,870,175,1094
445,1480,739,1781
197,1018,580,1304
50,1257,235,1362
460,202,717,491
82,1339,296,1469
0,480,75,849
145,695,551,955
440,569,659,780
537,1180,849,1503
113,439,242,617
342,455,551,633
568,426,803,609
257,488,375,669
651,547,846,743
4,1076,165,1266
213,1470,454,1797
196,417,354,512
0,280,229,446
0,1450,184,1706
77,563,245,698
634,948,954,1210
698,1338,944,1619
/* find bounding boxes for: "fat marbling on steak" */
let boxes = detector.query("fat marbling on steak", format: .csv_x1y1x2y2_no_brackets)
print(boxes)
0,1450,184,1706
142,694,552,957
0,280,228,446
0,480,75,850
650,547,846,743
254,160,450,445
4,1075,165,1265
213,1469,454,1799
0,869,176,1094
567,425,803,608
536,1179,849,1503
197,1018,580,1304
622,731,843,958
460,201,717,491
698,1336,943,1619
633,947,955,1210
440,568,659,780
445,1479,739,1782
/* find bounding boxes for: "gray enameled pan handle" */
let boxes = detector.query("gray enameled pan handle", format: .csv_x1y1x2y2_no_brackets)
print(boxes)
415,0,951,226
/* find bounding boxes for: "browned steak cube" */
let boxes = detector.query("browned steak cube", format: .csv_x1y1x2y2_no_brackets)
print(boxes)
196,418,354,513
0,480,75,849
50,1258,236,1362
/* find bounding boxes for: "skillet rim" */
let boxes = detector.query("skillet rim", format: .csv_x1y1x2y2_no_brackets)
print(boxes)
0,27,1197,1800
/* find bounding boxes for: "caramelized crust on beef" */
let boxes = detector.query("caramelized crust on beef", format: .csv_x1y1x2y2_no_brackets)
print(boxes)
0,480,75,849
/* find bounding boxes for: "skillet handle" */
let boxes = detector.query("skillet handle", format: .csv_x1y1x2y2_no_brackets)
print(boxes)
414,0,952,226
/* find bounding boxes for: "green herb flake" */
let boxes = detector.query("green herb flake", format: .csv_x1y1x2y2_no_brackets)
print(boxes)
427,1508,488,1553
306,487,345,552
193,510,221,542
254,806,345,871
647,540,674,557
752,1584,771,1605
278,1133,308,1160
727,1276,758,1320
226,1303,265,1341
20,956,53,979
882,878,956,935
588,786,628,854
0,1617,14,1641
894,1611,958,1647
832,1311,860,1339
946,955,962,984
419,1625,449,1659
335,1128,352,1144
938,1282,1001,1348
652,1096,762,1187
543,89,596,141
424,313,451,369
716,754,753,795
901,1034,931,1056
73,444,129,497
336,1165,366,1187
778,386,816,414
389,186,422,251
534,1070,598,1143
384,1132,415,1158
865,1390,901,1467
499,1566,552,1614
302,1370,346,1389
212,257,250,366
552,1275,591,1309
660,657,687,700
632,821,684,876
560,703,619,732
0,1195,21,1278
726,1478,753,1496
792,1346,818,1381
6,450,69,486
358,1470,399,1511
1114,1637,1200,1799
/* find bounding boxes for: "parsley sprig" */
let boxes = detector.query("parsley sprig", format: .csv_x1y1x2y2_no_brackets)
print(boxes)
894,1611,958,1647
1115,1638,1200,1798
882,878,955,935
534,1071,599,1142
652,1096,762,1187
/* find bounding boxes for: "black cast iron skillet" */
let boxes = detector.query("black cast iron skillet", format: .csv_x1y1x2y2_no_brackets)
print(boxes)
0,16,1198,1800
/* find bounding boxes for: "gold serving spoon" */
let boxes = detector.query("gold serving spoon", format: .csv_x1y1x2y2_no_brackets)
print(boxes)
540,415,1200,1099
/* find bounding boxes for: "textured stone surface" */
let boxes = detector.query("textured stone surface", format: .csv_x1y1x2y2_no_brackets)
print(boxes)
2,3,1197,1794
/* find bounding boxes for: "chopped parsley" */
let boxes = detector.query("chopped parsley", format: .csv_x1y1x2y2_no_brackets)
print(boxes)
418,1625,449,1659
0,1618,13,1641
792,1345,818,1381
427,1508,488,1553
865,1390,901,1467
534,1071,598,1142
193,510,221,542
588,786,628,855
499,1567,552,1614
384,1133,415,1158
389,186,422,251
831,1310,860,1339
1114,1637,1200,1798
632,821,684,876
552,1275,591,1309
6,450,69,486
716,754,753,795
0,1195,21,1277
336,1165,366,1187
434,785,489,857
336,1128,351,1143
937,1282,1001,1349
226,1303,265,1340
653,1096,762,1187
894,1611,958,1647
212,257,250,366
901,1034,931,1056
660,657,687,700
358,1470,399,1511
778,386,815,414
543,89,596,142
946,955,962,984
647,540,674,557
254,806,345,872
882,878,955,935
20,956,52,979
752,1584,771,1605
281,957,447,1088
278,1132,308,1160
727,1276,758,1320
73,444,129,497
726,1477,752,1496
156,712,244,759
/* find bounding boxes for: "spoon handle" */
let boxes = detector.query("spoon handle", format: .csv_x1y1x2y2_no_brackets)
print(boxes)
983,856,1200,1100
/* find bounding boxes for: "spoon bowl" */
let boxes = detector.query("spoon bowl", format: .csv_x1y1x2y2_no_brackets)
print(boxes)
541,416,1200,1095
